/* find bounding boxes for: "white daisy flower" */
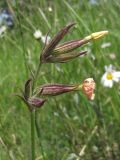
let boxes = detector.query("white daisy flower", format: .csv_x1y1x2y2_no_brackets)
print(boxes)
101,64,120,88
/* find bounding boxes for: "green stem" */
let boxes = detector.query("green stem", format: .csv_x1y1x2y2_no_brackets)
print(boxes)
35,111,46,160
31,110,35,160
32,62,46,159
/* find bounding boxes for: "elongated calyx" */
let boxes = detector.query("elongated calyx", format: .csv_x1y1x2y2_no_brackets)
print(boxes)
34,78,95,100
36,84,80,96
40,23,108,63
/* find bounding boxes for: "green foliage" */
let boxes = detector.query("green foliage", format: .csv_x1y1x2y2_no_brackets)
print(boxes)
0,0,120,159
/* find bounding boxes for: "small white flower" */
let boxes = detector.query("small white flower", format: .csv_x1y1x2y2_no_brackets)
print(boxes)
33,30,42,39
101,42,111,48
48,7,53,12
109,53,116,60
101,65,120,88
41,35,51,44
33,30,51,44
0,25,7,37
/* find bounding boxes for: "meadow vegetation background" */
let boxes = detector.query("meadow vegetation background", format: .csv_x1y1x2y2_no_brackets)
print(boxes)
0,0,120,159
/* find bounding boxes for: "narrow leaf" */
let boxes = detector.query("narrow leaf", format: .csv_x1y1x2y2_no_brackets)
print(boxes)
24,78,32,100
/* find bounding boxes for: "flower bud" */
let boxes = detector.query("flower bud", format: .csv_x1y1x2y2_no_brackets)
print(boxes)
45,51,87,63
35,79,95,100
28,97,46,108
84,31,108,41
53,31,108,55
82,78,95,100
54,39,87,54
40,24,108,63
37,84,80,96
40,23,75,62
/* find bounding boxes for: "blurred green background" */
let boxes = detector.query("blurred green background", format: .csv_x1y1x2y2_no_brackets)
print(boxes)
0,0,120,159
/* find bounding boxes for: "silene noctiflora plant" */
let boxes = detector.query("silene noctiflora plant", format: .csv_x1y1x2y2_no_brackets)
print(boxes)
15,23,108,159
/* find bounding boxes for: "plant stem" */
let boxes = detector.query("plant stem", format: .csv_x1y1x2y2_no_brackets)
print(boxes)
31,110,35,160
32,62,46,159
35,111,46,160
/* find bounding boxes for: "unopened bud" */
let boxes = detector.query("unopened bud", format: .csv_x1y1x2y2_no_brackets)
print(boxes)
45,51,87,63
36,84,80,96
84,31,108,41
54,40,86,54
28,97,46,108
40,23,75,62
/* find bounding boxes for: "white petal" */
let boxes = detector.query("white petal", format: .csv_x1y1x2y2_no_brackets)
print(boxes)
107,64,114,72
109,64,113,70
113,77,119,82
102,79,113,88
104,66,108,71
108,80,113,88
112,71,120,82
113,71,120,78
101,73,107,82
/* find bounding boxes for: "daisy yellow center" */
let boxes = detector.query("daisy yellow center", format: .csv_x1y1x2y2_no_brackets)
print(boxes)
106,73,113,80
